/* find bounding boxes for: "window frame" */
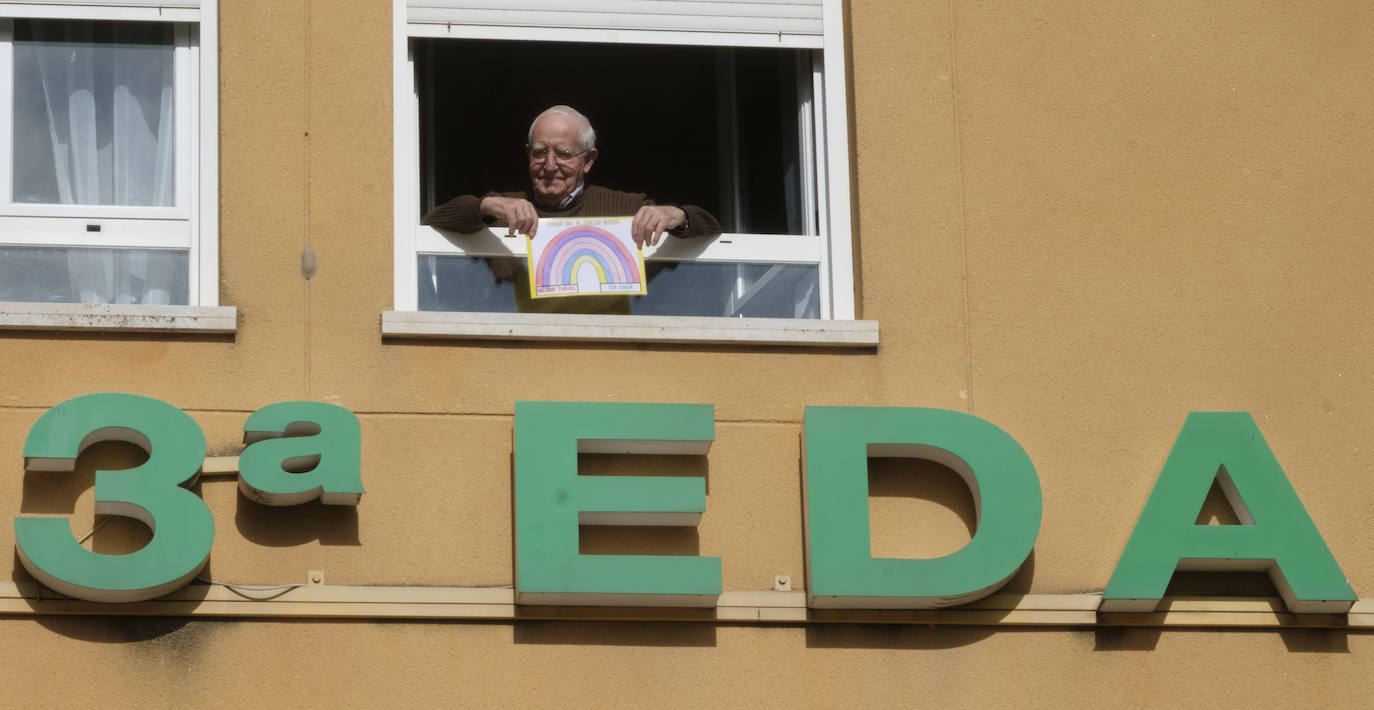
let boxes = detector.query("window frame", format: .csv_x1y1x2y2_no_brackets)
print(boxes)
0,0,220,311
389,0,862,330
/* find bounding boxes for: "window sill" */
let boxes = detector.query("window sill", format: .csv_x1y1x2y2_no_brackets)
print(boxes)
382,311,878,348
0,302,237,334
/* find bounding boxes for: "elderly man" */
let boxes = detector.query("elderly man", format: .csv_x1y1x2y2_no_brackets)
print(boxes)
422,105,720,314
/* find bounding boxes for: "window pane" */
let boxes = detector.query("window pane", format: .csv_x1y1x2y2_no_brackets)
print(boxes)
730,48,806,235
633,262,819,318
417,255,518,313
419,256,818,319
0,246,188,304
12,20,176,207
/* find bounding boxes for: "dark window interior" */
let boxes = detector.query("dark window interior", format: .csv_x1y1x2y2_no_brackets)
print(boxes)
416,38,807,235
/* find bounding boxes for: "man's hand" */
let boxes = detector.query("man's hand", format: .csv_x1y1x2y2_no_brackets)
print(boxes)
631,205,687,248
480,196,540,237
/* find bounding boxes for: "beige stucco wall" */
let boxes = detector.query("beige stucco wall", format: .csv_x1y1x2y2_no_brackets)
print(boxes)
0,621,1371,707
2,0,1374,705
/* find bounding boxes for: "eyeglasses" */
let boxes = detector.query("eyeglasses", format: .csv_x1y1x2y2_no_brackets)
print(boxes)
528,144,588,165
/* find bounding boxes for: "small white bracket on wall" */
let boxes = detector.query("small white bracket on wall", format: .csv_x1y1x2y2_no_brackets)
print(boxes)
307,570,324,585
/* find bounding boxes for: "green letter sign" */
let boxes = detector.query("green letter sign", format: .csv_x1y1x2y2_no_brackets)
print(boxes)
1103,412,1354,613
803,406,1041,608
240,401,364,506
16,393,215,602
514,401,721,606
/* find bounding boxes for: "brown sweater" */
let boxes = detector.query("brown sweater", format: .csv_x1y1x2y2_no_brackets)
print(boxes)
421,186,721,314
422,185,721,238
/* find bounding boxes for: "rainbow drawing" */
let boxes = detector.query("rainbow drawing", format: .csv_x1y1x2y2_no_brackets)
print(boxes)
528,220,646,298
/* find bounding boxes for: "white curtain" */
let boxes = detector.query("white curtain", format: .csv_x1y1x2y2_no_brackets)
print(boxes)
12,20,181,304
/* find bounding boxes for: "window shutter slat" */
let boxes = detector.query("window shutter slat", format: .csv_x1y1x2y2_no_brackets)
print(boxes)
1,1,200,22
407,0,823,42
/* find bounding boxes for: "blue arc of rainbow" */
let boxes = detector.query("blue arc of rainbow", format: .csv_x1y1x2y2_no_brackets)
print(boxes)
535,226,640,289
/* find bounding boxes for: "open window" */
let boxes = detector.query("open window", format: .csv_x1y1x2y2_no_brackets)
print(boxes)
392,0,858,324
0,1,218,308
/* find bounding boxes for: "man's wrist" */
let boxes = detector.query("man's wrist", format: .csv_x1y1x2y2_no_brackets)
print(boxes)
670,207,690,236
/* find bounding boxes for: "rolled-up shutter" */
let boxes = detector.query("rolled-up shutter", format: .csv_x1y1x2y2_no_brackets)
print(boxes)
407,0,825,48
0,1,200,22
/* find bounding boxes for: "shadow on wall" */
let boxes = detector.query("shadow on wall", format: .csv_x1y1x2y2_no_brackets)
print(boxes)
867,457,976,561
1278,628,1350,653
513,620,717,648
1092,627,1350,654
234,497,361,547
805,623,998,650
1094,569,1351,653
31,614,202,645
11,545,211,643
580,527,700,557
1091,626,1165,652
799,551,1032,650
581,453,710,487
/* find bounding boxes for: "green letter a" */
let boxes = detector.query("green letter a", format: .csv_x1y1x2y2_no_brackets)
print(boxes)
1102,412,1354,613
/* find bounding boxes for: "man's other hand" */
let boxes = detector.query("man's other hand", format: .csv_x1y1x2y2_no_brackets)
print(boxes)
631,205,687,248
480,196,540,237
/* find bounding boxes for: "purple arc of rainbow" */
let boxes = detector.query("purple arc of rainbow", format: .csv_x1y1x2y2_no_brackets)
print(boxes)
535,226,639,287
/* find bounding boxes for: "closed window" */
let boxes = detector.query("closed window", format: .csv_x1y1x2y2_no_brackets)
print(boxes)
0,1,217,306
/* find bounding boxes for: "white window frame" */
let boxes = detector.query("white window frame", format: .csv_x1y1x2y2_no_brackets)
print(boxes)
389,0,870,343
0,0,224,323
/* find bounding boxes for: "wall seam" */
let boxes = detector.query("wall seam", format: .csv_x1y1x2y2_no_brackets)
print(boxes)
303,0,314,400
948,0,974,415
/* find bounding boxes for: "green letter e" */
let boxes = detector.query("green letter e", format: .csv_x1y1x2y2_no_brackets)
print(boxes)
514,401,721,607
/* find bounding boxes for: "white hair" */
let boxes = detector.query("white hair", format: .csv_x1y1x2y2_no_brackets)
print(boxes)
528,105,597,151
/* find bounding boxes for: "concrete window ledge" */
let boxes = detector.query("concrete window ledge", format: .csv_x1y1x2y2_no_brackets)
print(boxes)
382,311,879,348
0,302,238,334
